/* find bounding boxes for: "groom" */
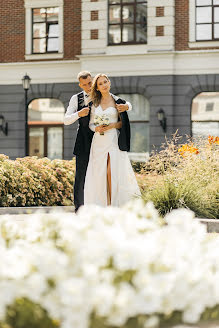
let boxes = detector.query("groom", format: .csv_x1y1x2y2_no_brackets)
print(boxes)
64,71,131,212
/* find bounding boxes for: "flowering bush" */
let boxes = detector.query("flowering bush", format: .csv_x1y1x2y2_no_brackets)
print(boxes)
0,200,219,328
0,155,75,207
141,135,219,219
208,136,219,145
178,143,199,156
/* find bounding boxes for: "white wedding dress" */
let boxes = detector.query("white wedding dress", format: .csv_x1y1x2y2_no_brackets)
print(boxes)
84,105,141,207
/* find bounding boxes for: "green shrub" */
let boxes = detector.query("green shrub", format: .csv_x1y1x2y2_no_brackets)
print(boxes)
0,155,75,207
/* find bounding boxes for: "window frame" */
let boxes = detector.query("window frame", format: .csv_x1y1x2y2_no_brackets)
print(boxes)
24,0,63,60
195,0,219,42
191,92,219,137
108,0,147,46
28,122,64,158
32,7,59,54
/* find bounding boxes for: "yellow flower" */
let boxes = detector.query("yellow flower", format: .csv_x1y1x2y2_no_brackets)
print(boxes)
178,144,199,157
208,135,219,145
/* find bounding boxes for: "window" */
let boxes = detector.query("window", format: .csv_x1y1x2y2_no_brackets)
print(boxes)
191,92,219,137
24,0,63,59
32,7,59,54
108,0,147,45
206,102,214,111
117,94,150,161
28,98,65,159
196,0,219,41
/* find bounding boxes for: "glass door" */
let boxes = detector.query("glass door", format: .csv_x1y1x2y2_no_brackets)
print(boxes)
29,127,44,157
28,125,63,159
47,127,63,159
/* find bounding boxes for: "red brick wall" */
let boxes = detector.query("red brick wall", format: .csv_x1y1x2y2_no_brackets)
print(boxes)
0,0,25,63
175,0,189,51
0,0,81,63
175,0,219,50
64,0,81,60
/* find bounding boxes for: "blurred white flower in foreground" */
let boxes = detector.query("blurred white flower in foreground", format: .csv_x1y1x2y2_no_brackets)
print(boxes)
0,199,218,328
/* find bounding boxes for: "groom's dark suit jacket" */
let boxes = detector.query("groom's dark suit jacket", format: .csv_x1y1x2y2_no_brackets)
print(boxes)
73,93,131,155
73,92,94,156
115,97,131,152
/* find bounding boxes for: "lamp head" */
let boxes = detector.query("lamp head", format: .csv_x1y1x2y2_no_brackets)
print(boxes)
157,108,167,133
0,114,8,136
157,108,165,122
22,73,31,90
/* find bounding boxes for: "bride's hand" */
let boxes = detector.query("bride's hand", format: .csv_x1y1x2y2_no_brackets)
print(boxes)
101,124,115,132
95,125,105,133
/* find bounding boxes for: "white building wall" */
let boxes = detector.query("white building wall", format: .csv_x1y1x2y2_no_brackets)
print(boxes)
81,0,175,55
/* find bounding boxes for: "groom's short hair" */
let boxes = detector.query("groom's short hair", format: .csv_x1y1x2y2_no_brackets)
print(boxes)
77,71,91,81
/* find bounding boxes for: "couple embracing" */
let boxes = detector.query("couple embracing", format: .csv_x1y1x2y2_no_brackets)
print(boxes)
64,71,140,212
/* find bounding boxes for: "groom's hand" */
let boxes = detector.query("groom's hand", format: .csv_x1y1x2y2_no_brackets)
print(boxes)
78,107,90,117
116,104,129,113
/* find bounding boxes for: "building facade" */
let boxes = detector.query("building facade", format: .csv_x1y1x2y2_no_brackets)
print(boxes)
0,0,219,160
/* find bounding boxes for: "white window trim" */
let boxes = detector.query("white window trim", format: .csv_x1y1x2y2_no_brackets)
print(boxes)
24,0,64,59
189,0,219,48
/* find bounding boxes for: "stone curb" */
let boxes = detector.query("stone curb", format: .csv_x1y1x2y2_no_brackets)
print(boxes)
198,218,219,233
0,206,75,215
0,207,219,232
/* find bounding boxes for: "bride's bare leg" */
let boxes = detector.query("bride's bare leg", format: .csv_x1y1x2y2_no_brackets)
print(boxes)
107,153,111,205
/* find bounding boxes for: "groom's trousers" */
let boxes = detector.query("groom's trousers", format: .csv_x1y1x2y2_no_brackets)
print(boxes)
73,153,90,212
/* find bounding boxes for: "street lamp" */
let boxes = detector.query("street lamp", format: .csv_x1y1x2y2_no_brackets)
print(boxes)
0,115,8,136
22,73,31,156
157,108,167,133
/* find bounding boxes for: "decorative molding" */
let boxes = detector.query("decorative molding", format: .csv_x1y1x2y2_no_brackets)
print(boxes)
2,51,219,85
189,41,219,48
25,53,64,60
24,0,63,8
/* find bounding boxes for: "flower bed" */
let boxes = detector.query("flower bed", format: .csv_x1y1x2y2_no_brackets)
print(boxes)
0,200,219,328
140,135,219,219
0,155,75,207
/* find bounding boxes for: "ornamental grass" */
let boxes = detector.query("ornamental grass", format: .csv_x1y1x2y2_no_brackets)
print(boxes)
140,134,219,219
0,155,75,207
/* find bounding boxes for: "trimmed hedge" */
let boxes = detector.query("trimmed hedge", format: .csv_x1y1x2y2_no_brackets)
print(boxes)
0,155,75,207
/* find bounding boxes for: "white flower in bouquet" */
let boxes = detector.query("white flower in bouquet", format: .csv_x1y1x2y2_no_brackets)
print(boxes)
94,114,110,135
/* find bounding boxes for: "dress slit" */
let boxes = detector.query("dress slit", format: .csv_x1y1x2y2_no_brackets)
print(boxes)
107,153,111,205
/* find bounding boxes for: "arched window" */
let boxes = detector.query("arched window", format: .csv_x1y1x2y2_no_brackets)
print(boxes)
117,93,149,161
28,98,65,159
191,92,219,137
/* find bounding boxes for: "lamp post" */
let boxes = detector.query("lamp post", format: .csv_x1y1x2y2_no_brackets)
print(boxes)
22,74,31,156
157,108,167,133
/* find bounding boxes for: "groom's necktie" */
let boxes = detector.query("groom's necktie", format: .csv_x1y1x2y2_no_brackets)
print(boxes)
85,94,89,105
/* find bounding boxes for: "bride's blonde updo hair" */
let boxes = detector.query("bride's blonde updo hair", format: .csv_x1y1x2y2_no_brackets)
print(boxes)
90,73,110,106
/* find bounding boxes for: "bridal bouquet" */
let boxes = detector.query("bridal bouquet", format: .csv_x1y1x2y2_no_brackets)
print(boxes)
94,114,110,135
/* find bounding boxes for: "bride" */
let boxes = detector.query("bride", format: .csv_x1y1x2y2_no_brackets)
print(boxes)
84,73,141,207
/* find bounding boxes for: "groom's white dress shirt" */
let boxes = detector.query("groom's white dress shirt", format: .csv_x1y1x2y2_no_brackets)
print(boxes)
64,92,132,126
64,91,90,125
